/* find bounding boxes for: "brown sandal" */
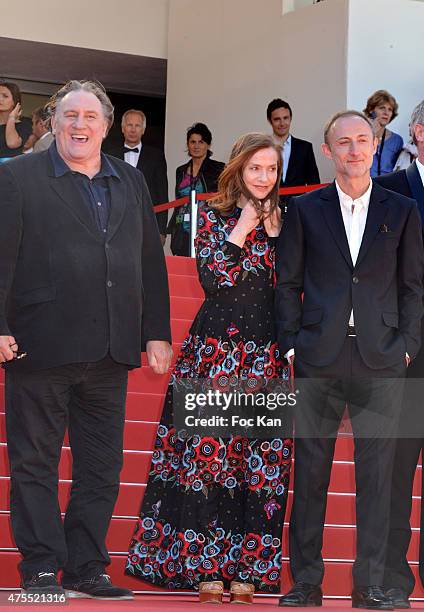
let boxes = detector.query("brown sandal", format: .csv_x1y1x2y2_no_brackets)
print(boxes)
229,581,255,604
199,580,224,604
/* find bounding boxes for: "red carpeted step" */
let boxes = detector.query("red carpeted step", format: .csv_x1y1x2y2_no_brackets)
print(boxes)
0,477,144,517
166,256,197,277
168,274,204,299
125,392,164,422
170,296,202,320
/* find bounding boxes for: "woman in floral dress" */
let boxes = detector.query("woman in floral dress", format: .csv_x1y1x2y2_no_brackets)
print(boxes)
126,133,292,600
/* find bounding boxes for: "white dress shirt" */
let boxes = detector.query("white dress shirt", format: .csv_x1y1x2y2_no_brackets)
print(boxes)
282,135,292,182
284,180,372,360
335,180,372,326
416,157,424,186
124,141,142,168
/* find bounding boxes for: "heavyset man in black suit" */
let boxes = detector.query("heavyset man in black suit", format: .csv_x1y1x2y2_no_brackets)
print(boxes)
375,99,424,608
0,81,172,599
267,98,320,187
116,109,168,244
276,111,424,610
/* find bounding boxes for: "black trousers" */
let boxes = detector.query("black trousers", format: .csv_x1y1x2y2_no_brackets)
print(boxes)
383,346,424,595
290,336,406,587
5,356,128,581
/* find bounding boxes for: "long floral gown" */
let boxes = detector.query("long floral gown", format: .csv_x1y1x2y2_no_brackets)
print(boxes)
125,203,292,593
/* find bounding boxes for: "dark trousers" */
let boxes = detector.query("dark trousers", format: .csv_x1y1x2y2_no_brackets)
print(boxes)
290,337,406,587
383,346,424,595
383,437,424,595
5,356,128,581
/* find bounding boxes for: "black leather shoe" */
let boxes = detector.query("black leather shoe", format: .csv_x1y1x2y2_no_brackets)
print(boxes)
279,582,323,607
63,573,133,600
385,588,410,609
352,586,394,610
22,571,64,594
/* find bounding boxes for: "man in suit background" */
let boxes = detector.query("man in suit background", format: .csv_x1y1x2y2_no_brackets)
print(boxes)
376,99,424,608
119,109,168,244
276,110,423,609
0,80,173,598
31,106,55,153
267,98,320,187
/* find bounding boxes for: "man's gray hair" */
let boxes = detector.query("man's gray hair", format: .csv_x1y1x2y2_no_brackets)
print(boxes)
46,80,114,131
410,100,424,145
121,109,147,130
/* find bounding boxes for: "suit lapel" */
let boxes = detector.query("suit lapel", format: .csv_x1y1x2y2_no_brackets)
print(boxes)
320,183,353,268
406,161,424,222
49,173,103,243
355,183,389,268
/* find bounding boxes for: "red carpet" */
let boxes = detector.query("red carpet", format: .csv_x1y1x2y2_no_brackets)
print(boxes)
0,255,423,599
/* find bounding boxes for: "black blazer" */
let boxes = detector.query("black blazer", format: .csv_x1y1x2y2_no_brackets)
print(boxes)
174,157,225,198
114,143,169,235
167,157,225,248
0,149,171,371
276,182,424,368
375,161,424,376
282,136,320,187
375,161,424,225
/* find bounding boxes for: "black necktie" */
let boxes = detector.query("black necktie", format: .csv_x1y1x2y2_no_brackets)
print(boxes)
124,146,139,154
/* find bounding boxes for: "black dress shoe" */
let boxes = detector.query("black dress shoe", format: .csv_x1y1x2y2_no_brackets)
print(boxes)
62,573,133,600
352,586,394,610
279,582,323,607
22,571,64,594
385,588,410,609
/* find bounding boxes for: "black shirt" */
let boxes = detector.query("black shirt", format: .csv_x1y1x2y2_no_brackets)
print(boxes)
0,117,33,160
49,142,120,234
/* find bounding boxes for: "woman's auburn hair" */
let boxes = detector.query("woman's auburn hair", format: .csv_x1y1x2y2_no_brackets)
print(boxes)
209,132,282,215
363,89,399,122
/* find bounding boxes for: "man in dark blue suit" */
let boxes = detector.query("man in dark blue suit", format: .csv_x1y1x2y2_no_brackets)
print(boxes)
276,110,424,610
375,100,424,608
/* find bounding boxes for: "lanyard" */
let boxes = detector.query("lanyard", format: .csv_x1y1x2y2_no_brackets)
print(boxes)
377,129,386,176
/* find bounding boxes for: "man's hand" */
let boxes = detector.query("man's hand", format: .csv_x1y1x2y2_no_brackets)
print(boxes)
0,335,18,364
146,340,173,374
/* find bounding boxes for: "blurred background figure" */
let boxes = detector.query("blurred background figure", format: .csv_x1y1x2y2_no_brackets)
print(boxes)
31,106,55,153
0,81,33,163
394,124,418,172
167,122,224,256
364,89,404,177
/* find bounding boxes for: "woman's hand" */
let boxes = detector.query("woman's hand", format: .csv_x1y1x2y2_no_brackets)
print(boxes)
262,200,282,237
7,103,22,123
227,201,260,248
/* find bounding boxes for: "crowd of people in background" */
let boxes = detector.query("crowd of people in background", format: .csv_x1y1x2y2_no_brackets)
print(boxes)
0,80,420,253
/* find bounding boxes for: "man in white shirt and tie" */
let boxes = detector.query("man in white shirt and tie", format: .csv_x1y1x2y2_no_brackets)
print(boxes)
120,109,169,244
276,110,423,610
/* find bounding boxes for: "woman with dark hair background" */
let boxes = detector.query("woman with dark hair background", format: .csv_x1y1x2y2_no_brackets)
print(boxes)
127,132,292,605
0,81,33,163
168,122,225,256
363,89,404,177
